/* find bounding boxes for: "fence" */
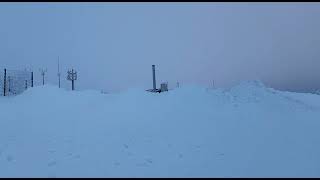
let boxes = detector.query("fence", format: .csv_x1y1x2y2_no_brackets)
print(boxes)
0,68,33,96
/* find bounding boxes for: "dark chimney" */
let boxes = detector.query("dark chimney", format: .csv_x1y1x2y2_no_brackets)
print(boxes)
152,65,156,90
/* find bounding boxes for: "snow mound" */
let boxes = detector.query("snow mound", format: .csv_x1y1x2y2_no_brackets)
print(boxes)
226,80,272,102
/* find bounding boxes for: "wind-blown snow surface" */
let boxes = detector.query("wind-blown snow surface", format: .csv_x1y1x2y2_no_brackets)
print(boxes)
1,81,320,177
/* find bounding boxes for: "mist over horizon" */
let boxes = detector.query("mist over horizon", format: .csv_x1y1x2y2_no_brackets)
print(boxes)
1,2,320,93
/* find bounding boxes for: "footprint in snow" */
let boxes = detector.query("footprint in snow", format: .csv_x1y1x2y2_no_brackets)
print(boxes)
72,154,81,159
193,145,201,151
123,144,129,149
145,158,153,164
136,162,148,167
136,159,153,167
216,153,225,159
6,155,14,162
48,161,57,167
48,150,56,154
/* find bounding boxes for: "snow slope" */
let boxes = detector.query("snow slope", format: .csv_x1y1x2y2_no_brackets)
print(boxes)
0,81,320,177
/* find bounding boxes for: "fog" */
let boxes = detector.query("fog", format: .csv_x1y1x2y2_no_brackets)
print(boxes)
0,2,319,93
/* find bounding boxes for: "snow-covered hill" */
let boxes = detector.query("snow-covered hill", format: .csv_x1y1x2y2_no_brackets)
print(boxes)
0,81,320,177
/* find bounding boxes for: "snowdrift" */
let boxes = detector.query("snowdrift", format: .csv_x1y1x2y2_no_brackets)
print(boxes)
0,81,320,177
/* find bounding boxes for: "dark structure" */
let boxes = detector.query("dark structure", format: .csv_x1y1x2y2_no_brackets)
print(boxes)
160,82,168,92
146,65,160,93
31,72,33,87
57,57,61,88
146,65,168,93
8,76,11,93
67,69,77,91
152,65,156,91
3,69,6,96
40,68,47,86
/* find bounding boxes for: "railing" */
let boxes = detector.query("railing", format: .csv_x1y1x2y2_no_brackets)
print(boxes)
1,68,33,96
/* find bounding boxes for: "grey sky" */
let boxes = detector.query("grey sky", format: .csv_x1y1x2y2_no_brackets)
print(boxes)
0,2,320,93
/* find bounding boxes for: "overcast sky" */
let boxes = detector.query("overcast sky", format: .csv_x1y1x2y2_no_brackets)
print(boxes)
0,2,320,93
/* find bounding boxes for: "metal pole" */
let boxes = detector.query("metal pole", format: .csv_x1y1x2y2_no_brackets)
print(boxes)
58,74,61,88
3,68,6,96
39,68,47,86
58,56,61,88
8,76,10,93
72,69,74,91
152,65,156,90
31,72,33,87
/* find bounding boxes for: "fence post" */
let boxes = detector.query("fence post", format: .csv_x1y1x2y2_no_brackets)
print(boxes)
8,76,10,93
3,68,6,96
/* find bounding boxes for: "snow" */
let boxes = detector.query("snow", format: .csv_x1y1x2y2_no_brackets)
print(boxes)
0,81,320,177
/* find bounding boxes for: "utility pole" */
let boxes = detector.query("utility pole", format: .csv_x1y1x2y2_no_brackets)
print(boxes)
57,56,61,88
39,68,47,86
67,68,77,91
3,68,6,96
8,76,11,94
31,72,33,87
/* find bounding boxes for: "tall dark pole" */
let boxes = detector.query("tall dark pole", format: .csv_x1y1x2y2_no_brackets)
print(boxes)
67,68,77,91
58,74,61,88
152,65,156,90
40,68,47,86
58,56,61,88
72,69,74,91
31,72,33,87
8,76,11,93
3,68,6,96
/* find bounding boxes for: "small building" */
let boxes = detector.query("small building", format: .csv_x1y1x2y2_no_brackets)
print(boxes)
160,83,168,92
